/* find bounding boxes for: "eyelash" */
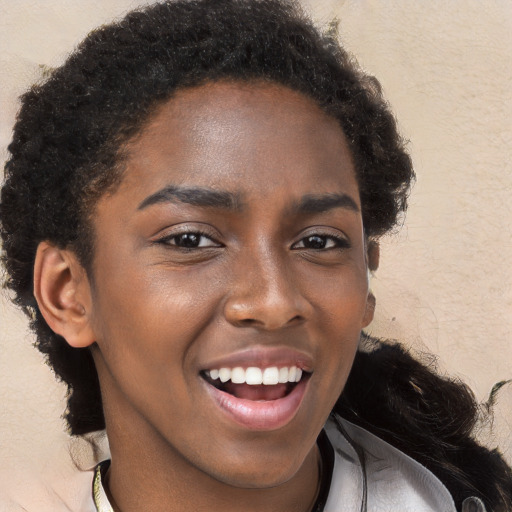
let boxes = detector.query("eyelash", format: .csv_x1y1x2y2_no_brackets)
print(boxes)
155,230,222,249
291,233,351,251
155,230,350,251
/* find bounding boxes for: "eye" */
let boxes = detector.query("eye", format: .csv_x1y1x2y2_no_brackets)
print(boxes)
292,233,350,250
157,231,221,249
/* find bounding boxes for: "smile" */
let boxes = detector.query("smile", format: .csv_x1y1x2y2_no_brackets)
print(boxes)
200,360,312,431
202,365,308,400
207,366,303,385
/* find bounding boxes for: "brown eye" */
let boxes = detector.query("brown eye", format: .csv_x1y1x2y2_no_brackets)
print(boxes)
292,234,350,250
158,231,221,249
303,235,329,249
174,233,202,248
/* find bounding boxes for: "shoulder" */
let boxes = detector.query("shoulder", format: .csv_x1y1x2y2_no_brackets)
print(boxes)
323,417,486,512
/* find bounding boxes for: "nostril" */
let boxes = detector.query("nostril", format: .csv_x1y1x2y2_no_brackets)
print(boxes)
239,318,259,326
289,315,304,324
234,315,304,330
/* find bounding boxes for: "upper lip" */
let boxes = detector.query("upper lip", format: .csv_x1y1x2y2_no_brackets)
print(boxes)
199,346,314,373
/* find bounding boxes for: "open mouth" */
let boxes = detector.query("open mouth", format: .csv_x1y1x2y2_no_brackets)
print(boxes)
201,366,311,401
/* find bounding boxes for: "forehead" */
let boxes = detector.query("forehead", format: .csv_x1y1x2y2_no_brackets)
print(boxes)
112,81,359,207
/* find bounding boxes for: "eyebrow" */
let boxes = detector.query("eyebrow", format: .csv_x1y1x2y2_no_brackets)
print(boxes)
138,185,241,211
138,185,358,216
292,193,359,214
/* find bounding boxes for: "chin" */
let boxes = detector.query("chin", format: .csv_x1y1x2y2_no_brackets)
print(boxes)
213,465,299,490
199,447,308,490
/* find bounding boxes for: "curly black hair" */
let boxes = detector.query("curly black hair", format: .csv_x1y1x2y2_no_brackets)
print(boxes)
1,1,510,510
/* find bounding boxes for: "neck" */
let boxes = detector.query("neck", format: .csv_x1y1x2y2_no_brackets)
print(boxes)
104,420,321,512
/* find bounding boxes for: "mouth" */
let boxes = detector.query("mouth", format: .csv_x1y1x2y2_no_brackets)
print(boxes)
201,366,309,401
200,365,312,430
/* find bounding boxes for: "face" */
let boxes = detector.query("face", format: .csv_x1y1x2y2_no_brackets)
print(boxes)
87,81,373,488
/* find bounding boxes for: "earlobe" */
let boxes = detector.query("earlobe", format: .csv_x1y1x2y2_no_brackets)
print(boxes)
362,291,376,327
33,242,95,348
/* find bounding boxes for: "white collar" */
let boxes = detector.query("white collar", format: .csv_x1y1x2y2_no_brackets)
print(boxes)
323,416,457,511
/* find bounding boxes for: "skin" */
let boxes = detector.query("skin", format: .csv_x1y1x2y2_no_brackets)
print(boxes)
34,81,375,511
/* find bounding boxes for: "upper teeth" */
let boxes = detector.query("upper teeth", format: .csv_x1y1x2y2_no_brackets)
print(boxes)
207,366,303,385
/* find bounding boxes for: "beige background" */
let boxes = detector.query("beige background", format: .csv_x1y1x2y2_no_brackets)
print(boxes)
1,0,511,509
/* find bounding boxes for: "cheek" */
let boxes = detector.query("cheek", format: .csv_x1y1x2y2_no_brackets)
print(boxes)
306,268,368,390
88,260,227,404
307,262,369,332
92,256,221,335
89,278,207,435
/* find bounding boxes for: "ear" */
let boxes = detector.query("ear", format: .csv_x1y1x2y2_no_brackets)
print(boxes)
33,241,95,348
362,240,380,327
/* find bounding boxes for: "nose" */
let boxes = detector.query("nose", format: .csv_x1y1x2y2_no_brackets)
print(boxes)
223,248,313,330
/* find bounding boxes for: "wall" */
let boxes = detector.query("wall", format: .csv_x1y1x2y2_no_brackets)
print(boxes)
1,0,510,508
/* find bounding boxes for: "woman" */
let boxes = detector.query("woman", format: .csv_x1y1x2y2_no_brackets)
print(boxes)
1,1,511,511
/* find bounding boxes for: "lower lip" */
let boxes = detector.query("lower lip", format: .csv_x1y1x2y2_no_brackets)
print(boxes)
203,377,309,431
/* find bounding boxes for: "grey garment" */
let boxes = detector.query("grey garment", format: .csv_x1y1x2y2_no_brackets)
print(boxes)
324,416,487,512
